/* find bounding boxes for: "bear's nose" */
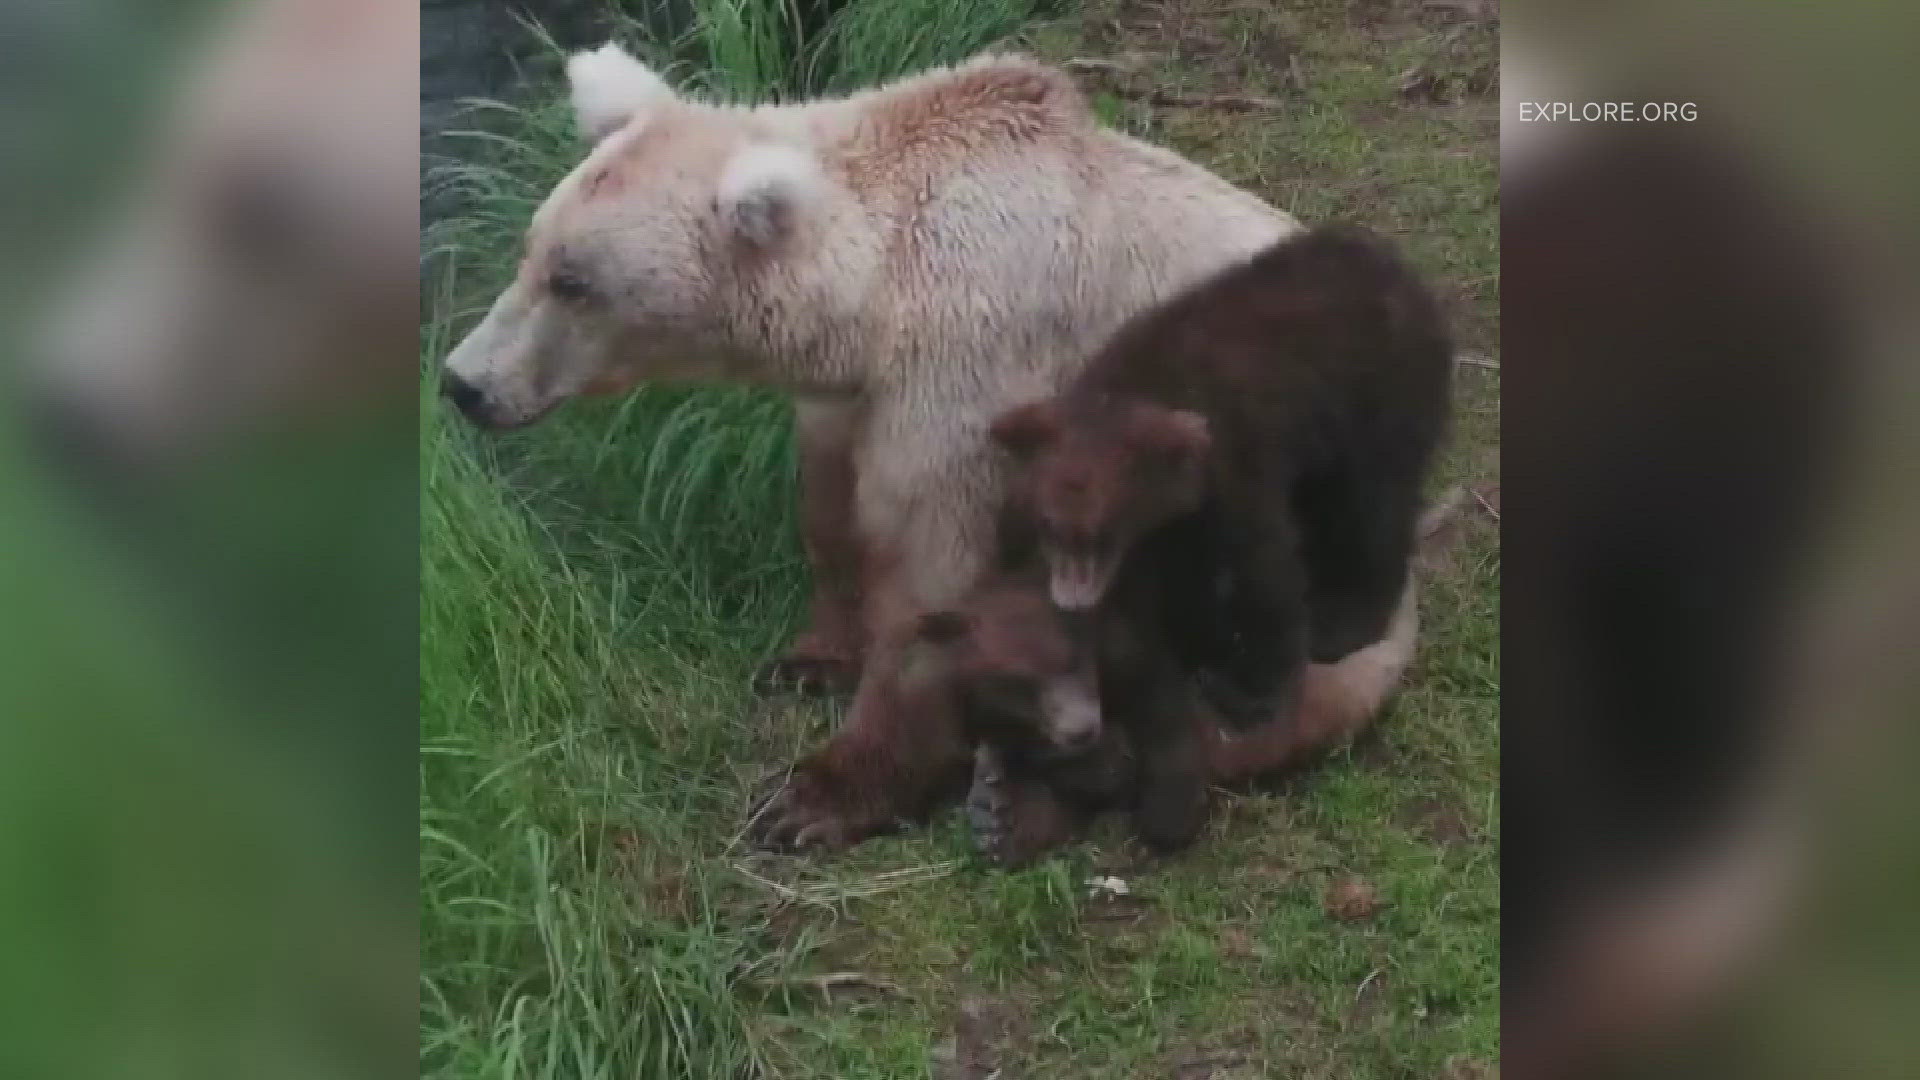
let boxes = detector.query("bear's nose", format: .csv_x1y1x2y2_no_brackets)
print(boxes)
440,371,486,421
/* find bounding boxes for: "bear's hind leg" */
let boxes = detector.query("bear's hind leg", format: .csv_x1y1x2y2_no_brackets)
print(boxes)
1204,577,1419,783
1298,465,1422,664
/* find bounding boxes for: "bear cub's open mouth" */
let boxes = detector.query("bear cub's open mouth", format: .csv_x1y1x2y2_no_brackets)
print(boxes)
1046,550,1119,609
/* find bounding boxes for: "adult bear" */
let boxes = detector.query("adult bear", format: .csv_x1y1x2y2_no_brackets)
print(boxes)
440,44,1297,849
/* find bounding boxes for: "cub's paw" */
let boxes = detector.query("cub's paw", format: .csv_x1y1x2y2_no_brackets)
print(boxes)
965,747,1077,869
964,747,1014,864
752,653,860,698
1132,782,1209,855
748,766,895,852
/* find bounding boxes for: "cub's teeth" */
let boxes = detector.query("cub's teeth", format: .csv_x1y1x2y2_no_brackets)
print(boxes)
1048,557,1108,609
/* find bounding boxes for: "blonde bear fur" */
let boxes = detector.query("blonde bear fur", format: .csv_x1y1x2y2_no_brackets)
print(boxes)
442,45,1301,847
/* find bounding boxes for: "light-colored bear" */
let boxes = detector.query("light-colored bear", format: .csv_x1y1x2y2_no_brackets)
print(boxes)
441,43,1299,847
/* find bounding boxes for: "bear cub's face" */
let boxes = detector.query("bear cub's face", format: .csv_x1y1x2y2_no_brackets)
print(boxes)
914,582,1104,756
991,397,1212,610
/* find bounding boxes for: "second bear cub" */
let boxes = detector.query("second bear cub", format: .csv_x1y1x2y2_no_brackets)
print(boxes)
913,567,1420,866
908,569,1206,860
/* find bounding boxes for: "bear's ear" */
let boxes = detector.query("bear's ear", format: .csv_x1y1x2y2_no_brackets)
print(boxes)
1133,406,1211,462
915,610,974,646
989,401,1062,458
567,43,673,144
716,144,824,248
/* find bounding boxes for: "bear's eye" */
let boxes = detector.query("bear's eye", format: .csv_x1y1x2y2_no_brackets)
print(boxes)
547,270,593,303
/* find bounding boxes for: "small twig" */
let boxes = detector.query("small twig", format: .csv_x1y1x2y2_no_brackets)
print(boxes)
731,859,961,906
1454,351,1500,370
1472,486,1501,521
753,971,907,1001
1355,968,1384,1000
1062,57,1139,78
733,864,804,901
1140,88,1289,112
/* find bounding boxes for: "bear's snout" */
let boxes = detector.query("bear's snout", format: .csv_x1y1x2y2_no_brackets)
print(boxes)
1040,677,1103,752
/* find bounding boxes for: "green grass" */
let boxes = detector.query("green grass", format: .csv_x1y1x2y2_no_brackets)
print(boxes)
421,0,1499,1076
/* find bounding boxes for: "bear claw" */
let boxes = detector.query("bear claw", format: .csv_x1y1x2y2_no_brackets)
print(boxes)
752,654,859,698
964,748,1013,861
746,773,890,852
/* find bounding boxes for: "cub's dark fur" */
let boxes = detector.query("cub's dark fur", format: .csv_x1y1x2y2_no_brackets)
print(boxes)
993,224,1452,726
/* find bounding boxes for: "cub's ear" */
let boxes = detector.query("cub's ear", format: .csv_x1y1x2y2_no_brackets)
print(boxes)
915,610,973,646
717,144,824,248
567,43,673,144
1133,406,1211,462
989,401,1062,458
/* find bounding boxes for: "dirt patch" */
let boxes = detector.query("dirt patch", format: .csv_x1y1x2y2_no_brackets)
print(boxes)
1247,27,1300,82
1072,0,1297,89
1421,0,1500,26
1416,486,1470,577
1401,796,1475,848
1353,0,1499,33
1323,873,1383,921
1163,1025,1267,1080
1084,887,1162,929
1214,923,1280,966
930,995,1034,1080
1395,56,1497,106
1440,1053,1497,1079
1349,725,1404,773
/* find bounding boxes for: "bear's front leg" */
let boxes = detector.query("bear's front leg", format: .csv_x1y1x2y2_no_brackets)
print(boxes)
753,456,993,850
1125,687,1213,853
750,635,972,851
755,400,867,697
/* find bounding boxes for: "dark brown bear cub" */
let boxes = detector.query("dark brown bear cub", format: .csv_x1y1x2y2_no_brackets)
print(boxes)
912,568,1420,867
906,571,1209,863
990,223,1451,727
